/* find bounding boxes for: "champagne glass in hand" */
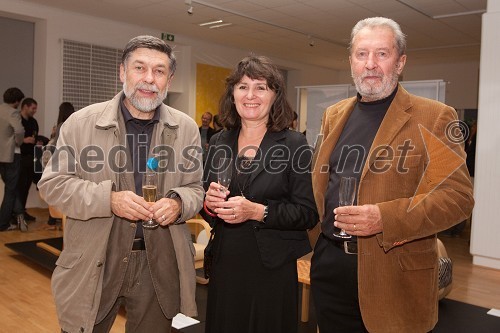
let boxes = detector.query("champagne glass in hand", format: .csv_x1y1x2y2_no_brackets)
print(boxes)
333,176,357,239
217,158,233,196
142,166,159,230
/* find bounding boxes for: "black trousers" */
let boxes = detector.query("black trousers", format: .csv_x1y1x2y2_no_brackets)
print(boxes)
17,154,35,211
0,155,23,228
310,234,368,333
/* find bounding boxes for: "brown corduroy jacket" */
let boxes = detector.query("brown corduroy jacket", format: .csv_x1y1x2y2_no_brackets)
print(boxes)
311,85,474,333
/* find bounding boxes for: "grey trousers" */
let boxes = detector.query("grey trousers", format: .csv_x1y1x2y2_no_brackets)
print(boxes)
75,250,172,333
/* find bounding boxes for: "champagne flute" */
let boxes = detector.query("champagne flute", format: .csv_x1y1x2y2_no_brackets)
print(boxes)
333,176,357,239
217,158,233,196
142,170,159,229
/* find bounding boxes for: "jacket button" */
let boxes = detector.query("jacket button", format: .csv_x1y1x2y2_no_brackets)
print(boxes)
96,261,103,267
122,257,128,263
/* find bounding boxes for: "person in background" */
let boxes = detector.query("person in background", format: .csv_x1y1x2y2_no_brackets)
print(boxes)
38,35,204,333
53,102,76,143
44,102,76,226
212,114,223,133
0,87,26,232
442,120,478,237
17,97,40,224
199,111,216,163
290,111,299,130
201,55,318,333
310,17,474,333
465,120,477,178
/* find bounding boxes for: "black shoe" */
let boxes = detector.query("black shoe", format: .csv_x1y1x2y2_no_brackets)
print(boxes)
0,224,18,232
17,214,28,232
47,216,58,226
24,212,36,221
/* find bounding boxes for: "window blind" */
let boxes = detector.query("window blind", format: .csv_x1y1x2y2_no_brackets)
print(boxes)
62,40,122,110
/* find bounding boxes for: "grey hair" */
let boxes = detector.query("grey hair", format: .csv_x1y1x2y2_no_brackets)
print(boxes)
121,35,176,78
349,17,406,56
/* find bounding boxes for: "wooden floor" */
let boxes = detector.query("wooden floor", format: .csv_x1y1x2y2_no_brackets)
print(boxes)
0,208,125,332
1,209,499,332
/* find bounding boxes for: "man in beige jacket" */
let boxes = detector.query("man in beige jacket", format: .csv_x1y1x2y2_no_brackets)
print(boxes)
0,87,26,232
39,36,204,333
310,17,474,333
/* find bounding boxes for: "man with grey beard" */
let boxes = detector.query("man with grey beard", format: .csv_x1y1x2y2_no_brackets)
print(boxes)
39,35,204,333
310,17,473,333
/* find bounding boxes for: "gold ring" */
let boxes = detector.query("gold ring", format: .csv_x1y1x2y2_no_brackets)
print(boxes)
233,214,236,219
354,224,356,230
162,214,166,221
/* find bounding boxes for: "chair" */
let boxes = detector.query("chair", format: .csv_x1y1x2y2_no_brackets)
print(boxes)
48,205,64,229
297,238,452,326
297,252,312,322
186,218,212,284
437,238,453,300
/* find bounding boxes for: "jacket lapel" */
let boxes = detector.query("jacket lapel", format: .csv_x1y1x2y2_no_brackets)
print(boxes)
247,130,286,185
93,92,135,192
313,97,356,217
360,84,412,182
216,128,239,160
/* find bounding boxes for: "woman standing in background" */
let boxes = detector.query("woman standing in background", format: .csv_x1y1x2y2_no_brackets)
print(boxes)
44,102,75,225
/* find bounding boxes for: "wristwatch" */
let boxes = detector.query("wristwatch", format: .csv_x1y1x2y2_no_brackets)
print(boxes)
261,205,269,223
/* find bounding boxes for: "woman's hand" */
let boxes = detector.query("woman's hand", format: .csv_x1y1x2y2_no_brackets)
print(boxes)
204,181,230,212
215,196,264,224
204,182,265,223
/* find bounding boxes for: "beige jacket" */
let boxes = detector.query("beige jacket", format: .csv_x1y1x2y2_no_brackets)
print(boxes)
0,103,24,162
38,92,204,333
312,85,474,333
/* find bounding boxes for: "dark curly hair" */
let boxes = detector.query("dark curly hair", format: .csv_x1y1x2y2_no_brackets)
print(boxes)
218,55,293,132
3,87,24,104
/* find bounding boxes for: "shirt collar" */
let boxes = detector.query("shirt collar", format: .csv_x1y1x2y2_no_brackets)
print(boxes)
120,95,160,124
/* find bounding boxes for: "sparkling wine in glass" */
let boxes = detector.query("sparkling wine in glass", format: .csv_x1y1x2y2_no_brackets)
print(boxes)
217,158,233,196
142,168,159,230
333,176,357,239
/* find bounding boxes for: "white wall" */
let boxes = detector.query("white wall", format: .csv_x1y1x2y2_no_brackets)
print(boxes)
0,16,34,97
469,0,500,270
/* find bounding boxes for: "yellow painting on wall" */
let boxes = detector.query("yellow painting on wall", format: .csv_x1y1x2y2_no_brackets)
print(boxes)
196,63,232,126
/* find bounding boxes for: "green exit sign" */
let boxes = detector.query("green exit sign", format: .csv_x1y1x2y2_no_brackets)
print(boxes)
161,33,175,42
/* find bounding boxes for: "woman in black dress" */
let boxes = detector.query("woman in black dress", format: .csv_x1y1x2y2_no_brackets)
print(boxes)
201,55,318,333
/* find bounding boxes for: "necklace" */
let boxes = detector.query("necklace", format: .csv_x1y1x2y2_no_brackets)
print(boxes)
235,155,254,198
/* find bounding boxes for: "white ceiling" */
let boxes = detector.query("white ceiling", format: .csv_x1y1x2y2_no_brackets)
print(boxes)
20,0,486,70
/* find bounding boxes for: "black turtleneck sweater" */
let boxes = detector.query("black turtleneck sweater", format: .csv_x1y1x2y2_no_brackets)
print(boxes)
321,87,398,240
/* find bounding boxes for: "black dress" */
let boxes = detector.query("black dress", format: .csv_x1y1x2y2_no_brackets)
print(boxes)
205,156,299,333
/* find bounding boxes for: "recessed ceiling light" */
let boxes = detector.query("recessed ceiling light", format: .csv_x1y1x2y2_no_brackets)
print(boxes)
199,19,223,27
209,23,233,29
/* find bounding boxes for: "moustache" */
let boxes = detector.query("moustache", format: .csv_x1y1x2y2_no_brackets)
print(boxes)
136,83,159,93
361,72,383,79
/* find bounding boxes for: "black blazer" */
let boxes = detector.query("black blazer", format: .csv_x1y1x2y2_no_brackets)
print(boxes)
201,128,318,269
